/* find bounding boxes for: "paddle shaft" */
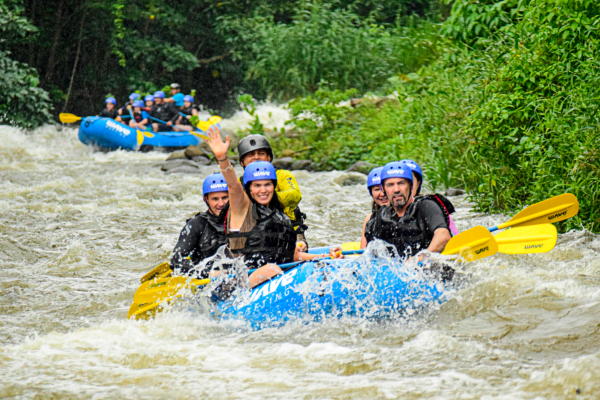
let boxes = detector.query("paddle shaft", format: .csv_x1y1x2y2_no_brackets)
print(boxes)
150,115,207,137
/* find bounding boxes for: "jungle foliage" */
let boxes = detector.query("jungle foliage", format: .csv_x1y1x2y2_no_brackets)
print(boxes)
0,0,440,126
0,0,52,128
2,0,600,231
268,0,600,232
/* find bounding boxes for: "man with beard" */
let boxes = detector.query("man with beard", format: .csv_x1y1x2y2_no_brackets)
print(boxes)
364,161,451,258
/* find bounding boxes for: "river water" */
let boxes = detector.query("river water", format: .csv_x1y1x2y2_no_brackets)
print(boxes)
1,122,600,399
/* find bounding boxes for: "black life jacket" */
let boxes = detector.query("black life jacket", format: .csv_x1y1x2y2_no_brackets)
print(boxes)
364,194,454,258
227,203,296,268
194,209,229,261
99,108,119,120
150,102,178,123
236,174,308,232
178,106,198,126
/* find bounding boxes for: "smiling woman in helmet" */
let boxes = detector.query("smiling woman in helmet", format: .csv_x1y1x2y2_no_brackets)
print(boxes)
205,128,337,276
359,166,388,249
237,134,310,251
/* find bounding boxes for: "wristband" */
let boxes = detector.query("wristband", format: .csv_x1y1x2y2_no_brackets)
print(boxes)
217,156,228,162
219,163,234,172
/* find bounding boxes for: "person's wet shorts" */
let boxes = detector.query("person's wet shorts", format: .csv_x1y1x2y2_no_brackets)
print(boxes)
155,123,173,132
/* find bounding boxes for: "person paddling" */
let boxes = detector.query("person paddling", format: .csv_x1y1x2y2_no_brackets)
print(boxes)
128,100,150,130
97,97,118,119
359,166,388,249
363,161,452,258
205,128,333,269
237,134,310,251
400,159,459,236
149,91,179,132
171,173,230,277
117,93,140,121
173,95,199,132
144,94,154,109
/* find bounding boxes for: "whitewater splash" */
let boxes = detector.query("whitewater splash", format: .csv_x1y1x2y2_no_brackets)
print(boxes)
2,123,600,398
219,102,291,134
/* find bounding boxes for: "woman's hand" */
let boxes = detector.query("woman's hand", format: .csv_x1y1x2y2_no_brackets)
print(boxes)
206,126,230,161
329,246,344,259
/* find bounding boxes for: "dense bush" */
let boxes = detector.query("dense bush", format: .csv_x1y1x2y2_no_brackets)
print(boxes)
0,2,52,128
269,44,478,191
441,0,524,46
461,0,600,231
227,3,441,100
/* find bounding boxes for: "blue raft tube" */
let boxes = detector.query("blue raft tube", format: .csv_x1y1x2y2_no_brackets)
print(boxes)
78,116,202,152
179,240,453,330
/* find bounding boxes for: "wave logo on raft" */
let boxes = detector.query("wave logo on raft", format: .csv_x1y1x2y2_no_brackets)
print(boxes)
387,169,406,175
253,171,271,177
548,210,567,220
525,244,543,249
474,246,489,255
106,120,131,136
210,183,227,190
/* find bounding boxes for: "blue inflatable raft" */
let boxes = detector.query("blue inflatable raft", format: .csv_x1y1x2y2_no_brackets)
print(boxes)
78,116,200,151
212,250,449,330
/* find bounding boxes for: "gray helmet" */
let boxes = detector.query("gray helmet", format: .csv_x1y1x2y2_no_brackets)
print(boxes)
170,83,180,89
238,134,273,165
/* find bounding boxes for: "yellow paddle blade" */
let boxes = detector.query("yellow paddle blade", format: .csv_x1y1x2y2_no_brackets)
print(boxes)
208,115,222,125
495,224,557,254
497,194,579,229
341,242,361,251
190,131,209,140
442,225,498,261
197,120,212,131
133,276,209,305
136,130,144,146
140,262,171,284
143,131,155,138
127,301,161,320
59,113,81,123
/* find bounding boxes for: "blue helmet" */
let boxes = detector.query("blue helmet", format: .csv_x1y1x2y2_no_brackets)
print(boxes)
184,95,194,103
153,91,165,98
202,173,228,195
381,161,413,185
400,159,423,194
144,95,155,102
132,100,144,108
129,93,140,101
367,166,383,195
105,97,116,105
243,161,277,187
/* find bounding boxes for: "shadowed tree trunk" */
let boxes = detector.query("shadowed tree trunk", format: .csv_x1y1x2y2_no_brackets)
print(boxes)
62,8,86,112
43,0,67,85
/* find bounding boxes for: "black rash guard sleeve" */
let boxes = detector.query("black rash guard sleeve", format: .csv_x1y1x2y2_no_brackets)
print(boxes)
98,108,118,119
170,216,205,274
419,199,450,239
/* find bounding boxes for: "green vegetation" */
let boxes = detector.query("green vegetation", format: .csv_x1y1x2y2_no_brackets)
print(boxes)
462,0,600,231
261,0,600,232
0,1,52,128
1,0,438,125
2,0,599,230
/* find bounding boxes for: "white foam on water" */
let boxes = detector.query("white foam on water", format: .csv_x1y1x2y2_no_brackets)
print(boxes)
220,102,291,133
2,121,600,398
